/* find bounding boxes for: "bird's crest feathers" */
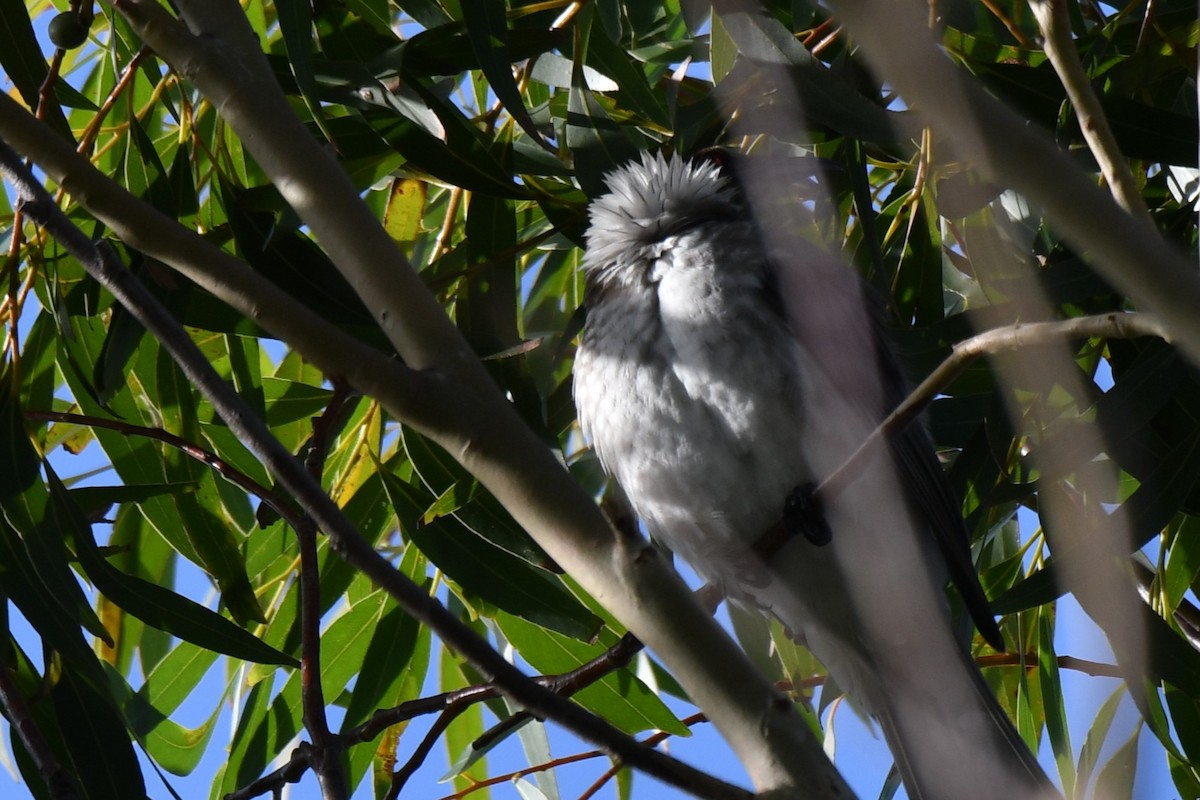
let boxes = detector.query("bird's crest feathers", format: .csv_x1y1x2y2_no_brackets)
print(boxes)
583,152,737,279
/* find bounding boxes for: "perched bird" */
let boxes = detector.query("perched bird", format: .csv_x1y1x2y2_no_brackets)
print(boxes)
572,151,1057,800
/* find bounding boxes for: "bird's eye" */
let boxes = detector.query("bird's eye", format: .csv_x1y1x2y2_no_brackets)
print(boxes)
691,146,732,174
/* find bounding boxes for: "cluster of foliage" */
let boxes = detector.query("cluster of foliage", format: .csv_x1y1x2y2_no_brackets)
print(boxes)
0,1,1196,799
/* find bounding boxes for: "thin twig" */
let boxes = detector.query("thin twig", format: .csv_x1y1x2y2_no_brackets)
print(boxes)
237,632,646,800
76,47,152,157
817,312,1169,501
576,712,711,800
976,653,1123,679
467,632,645,756
23,409,304,528
294,385,354,799
298,515,348,800
978,0,1036,49
223,742,317,800
387,700,472,799
441,712,713,800
351,684,499,745
303,378,356,482
0,600,83,800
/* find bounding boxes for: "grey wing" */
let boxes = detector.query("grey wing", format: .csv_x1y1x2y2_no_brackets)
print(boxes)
766,241,1004,651
871,309,1006,651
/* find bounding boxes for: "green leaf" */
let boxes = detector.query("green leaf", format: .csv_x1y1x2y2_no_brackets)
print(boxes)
1121,431,1200,552
0,516,106,682
713,10,897,142
219,675,276,796
341,545,430,731
0,0,72,137
1093,725,1140,799
219,181,376,329
1164,684,1200,773
462,163,519,347
276,0,335,143
68,481,196,519
383,177,427,245
104,662,221,776
1037,610,1074,796
54,661,146,798
0,386,111,646
991,562,1060,615
138,640,221,719
1075,685,1126,795
567,6,641,196
47,469,296,666
566,60,641,196
55,316,263,624
383,468,601,640
226,332,266,424
0,0,50,103
496,611,688,736
710,11,737,83
124,116,171,209
1166,515,1200,610
401,429,555,568
584,24,670,127
440,641,489,793
461,0,546,147
364,71,526,197
234,579,390,788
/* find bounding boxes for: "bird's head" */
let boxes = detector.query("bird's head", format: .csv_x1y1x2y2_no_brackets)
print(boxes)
582,151,742,293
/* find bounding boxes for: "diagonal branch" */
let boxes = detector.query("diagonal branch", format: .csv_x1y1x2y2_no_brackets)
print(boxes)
818,312,1169,501
1029,0,1152,223
23,409,302,527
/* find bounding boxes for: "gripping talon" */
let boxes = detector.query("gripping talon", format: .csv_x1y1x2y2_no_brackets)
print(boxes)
783,482,832,547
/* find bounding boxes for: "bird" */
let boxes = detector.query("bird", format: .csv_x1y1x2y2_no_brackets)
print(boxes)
572,150,1058,800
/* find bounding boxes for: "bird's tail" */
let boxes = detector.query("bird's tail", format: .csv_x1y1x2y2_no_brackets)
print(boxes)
757,541,1058,800
869,636,1057,800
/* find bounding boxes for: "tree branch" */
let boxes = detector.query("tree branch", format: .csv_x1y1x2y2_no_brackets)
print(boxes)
1028,0,1152,223
819,312,1169,501
0,601,83,800
0,91,443,431
23,409,303,527
976,653,1123,679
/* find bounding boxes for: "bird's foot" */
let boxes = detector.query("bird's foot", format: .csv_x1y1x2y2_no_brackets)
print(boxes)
783,481,832,547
